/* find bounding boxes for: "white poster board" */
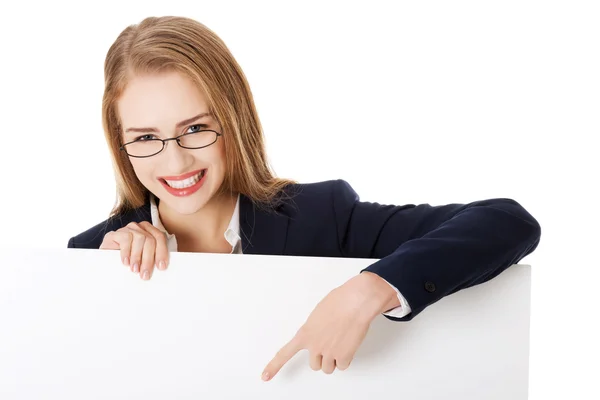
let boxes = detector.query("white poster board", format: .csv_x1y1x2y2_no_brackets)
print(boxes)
0,248,530,399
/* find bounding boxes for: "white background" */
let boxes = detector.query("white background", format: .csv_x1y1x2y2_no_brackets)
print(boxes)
0,1,597,398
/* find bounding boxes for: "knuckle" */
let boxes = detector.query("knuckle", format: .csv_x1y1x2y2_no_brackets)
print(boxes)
139,221,155,233
101,231,114,241
132,231,146,241
122,233,135,246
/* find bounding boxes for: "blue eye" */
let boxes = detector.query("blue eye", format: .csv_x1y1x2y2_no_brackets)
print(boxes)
135,134,156,141
188,124,208,133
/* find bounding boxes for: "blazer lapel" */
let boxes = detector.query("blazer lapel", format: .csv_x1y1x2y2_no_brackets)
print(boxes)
131,202,152,223
111,201,152,226
239,194,289,255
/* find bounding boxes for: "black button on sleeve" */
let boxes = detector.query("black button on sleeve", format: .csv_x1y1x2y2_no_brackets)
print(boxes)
424,281,436,293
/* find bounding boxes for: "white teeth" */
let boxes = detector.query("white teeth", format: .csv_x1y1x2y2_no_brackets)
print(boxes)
165,170,205,189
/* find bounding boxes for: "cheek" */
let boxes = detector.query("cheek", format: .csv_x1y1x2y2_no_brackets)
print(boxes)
205,141,227,168
129,159,155,183
202,144,227,184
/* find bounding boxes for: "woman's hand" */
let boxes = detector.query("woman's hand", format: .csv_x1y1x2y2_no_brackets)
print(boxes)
100,221,169,280
261,271,400,380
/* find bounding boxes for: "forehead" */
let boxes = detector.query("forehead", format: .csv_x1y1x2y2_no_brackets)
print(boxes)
118,71,210,129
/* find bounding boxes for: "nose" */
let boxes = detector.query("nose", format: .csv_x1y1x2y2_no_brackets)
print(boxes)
161,139,194,173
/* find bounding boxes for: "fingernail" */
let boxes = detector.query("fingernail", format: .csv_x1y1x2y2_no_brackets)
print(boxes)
124,257,129,266
133,263,139,273
261,371,270,381
142,270,149,280
158,261,166,270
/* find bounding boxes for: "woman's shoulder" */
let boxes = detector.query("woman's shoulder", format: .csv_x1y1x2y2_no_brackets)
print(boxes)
275,179,359,215
282,179,357,198
67,205,151,249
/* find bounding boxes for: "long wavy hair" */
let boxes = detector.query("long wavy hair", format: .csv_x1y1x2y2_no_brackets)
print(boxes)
102,16,296,217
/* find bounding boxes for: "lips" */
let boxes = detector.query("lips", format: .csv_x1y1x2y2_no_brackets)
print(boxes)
158,168,208,197
158,169,206,181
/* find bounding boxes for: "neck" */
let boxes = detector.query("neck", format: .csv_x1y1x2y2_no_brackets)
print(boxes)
158,191,238,245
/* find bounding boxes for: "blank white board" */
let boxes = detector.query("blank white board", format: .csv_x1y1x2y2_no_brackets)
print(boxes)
0,248,530,399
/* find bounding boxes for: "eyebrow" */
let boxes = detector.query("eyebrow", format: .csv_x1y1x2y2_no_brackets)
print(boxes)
124,112,211,133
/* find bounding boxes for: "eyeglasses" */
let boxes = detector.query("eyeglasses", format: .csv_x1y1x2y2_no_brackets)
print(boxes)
120,129,222,158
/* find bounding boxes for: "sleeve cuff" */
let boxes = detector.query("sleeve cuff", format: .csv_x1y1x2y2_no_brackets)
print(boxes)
381,279,412,318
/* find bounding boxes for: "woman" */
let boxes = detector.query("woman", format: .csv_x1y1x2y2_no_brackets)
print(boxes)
68,16,541,381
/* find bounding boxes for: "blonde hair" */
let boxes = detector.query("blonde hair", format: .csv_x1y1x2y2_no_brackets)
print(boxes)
102,16,296,217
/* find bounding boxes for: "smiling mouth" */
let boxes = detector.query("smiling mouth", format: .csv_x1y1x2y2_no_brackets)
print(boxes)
161,169,207,189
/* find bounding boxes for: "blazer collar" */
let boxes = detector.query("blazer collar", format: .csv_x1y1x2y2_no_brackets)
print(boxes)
239,193,289,256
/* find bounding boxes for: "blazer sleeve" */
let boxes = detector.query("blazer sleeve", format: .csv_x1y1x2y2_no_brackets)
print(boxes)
331,179,541,322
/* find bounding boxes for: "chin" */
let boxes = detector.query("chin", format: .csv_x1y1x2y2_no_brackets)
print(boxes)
176,189,215,212
171,199,210,215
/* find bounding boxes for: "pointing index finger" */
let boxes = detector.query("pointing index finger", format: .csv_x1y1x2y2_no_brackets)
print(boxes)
262,337,303,381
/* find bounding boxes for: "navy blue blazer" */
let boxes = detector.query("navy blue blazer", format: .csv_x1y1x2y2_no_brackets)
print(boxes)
68,179,541,322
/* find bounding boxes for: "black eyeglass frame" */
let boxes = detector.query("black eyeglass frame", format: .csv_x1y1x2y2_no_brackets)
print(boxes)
119,129,223,158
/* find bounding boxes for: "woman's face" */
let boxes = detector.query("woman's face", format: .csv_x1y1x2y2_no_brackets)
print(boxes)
118,71,226,214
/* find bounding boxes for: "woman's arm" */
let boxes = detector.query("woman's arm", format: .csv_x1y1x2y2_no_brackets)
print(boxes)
332,179,541,321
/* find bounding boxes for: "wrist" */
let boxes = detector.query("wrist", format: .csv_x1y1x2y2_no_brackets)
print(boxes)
349,272,399,320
